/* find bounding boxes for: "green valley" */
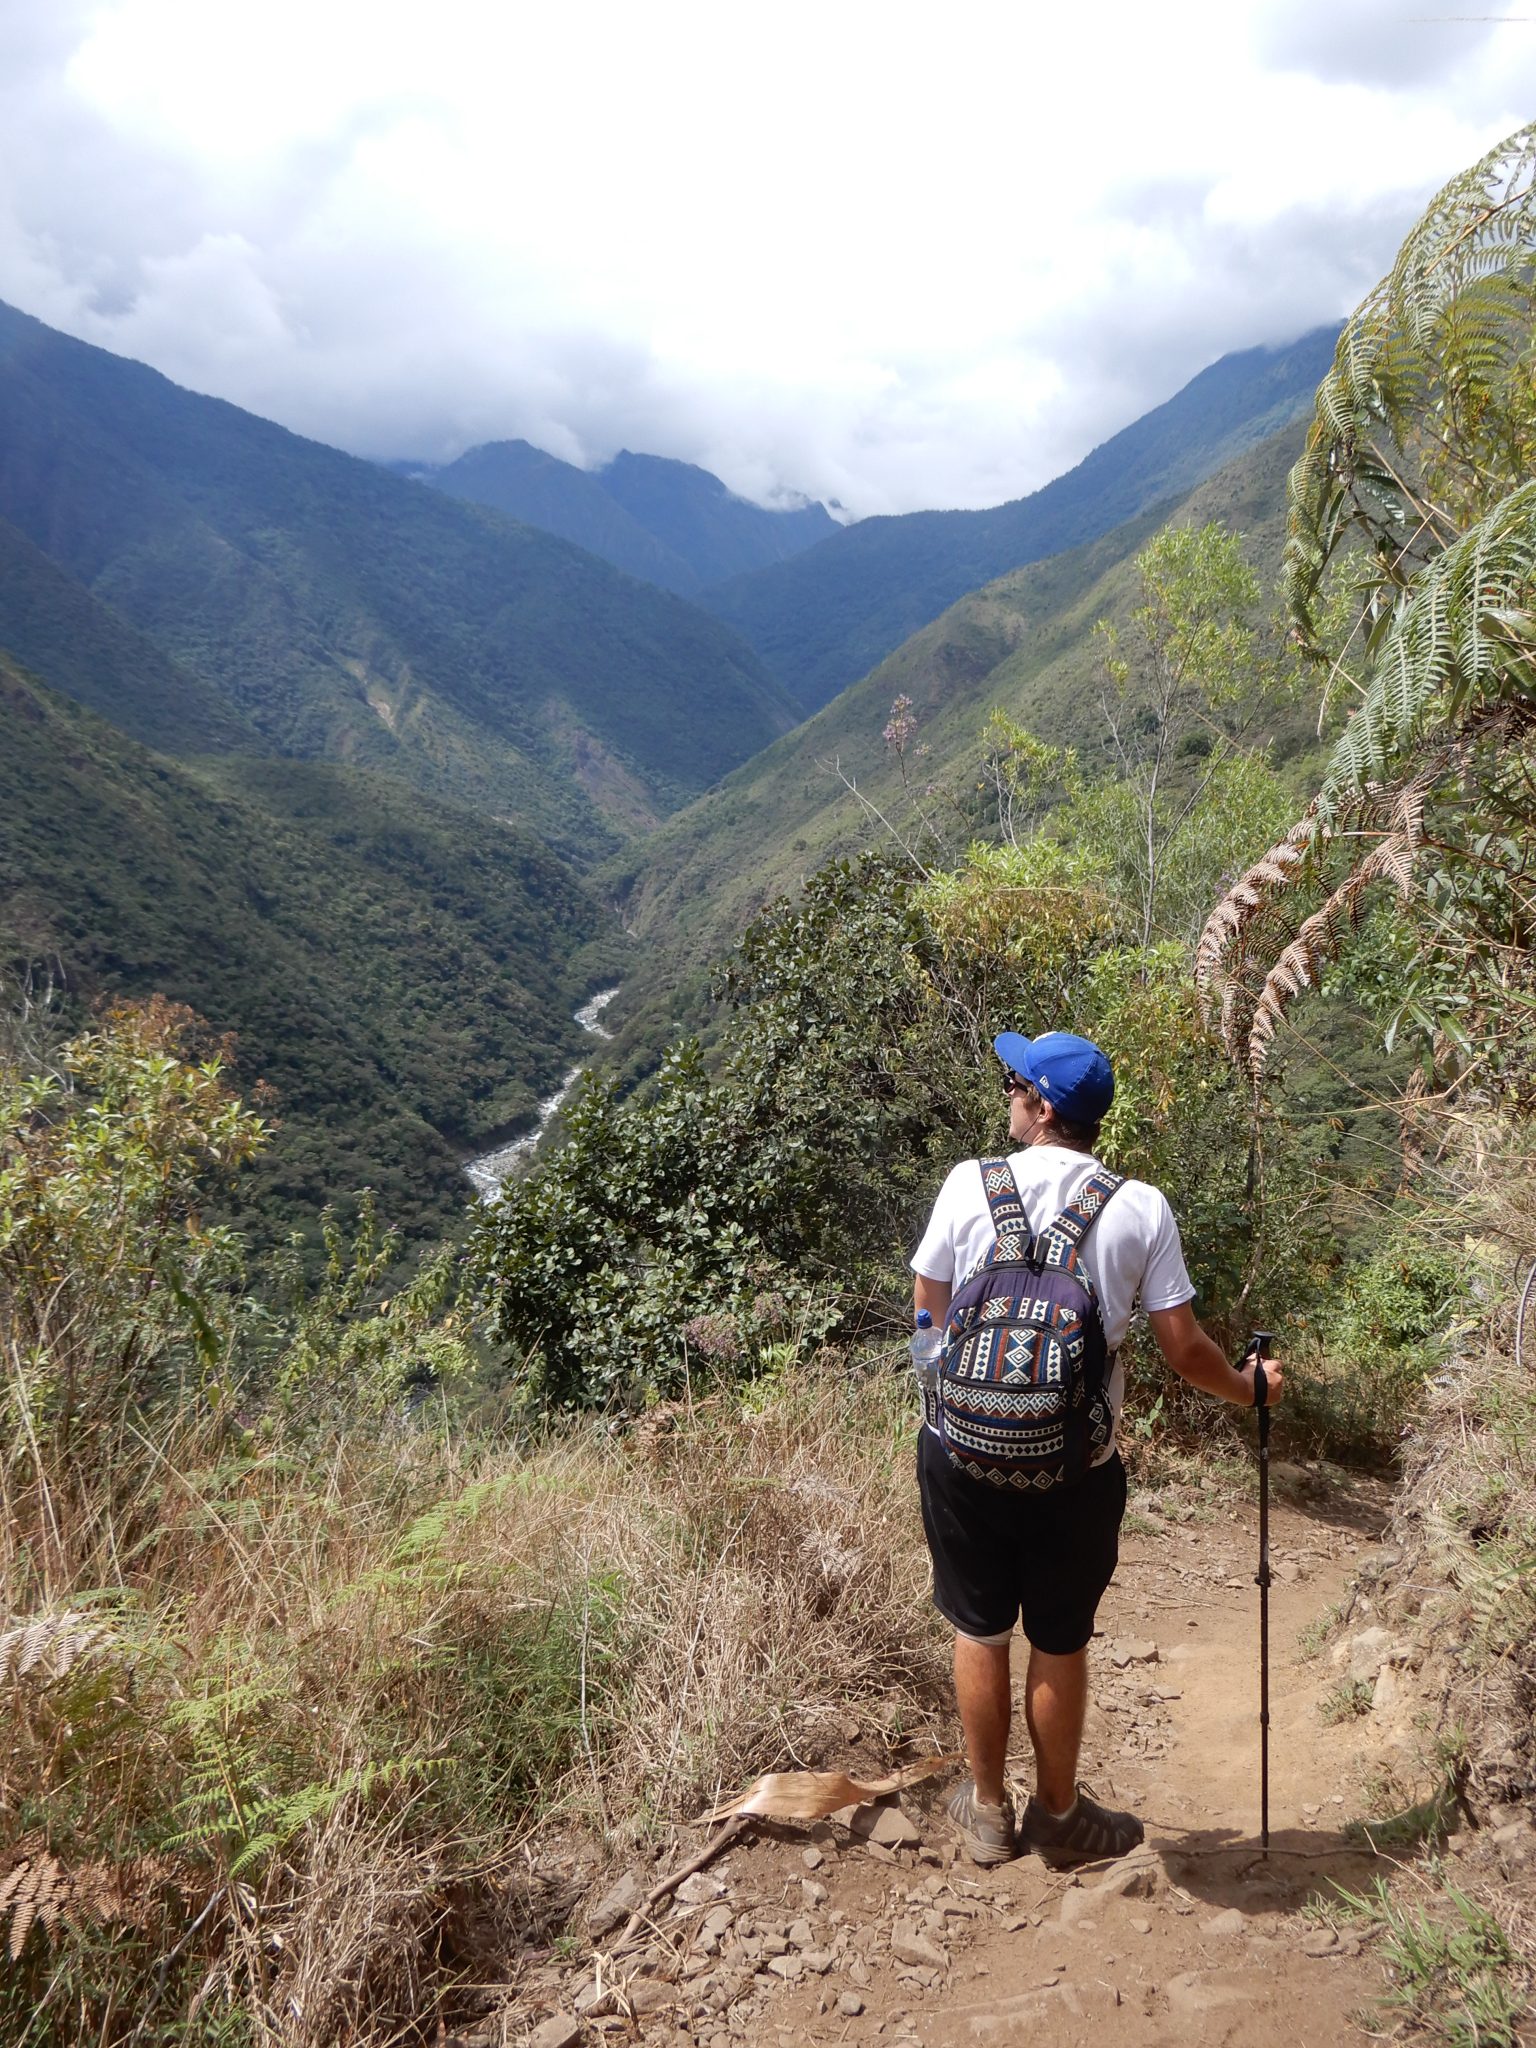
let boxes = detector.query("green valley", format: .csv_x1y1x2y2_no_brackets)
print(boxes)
0,653,621,1244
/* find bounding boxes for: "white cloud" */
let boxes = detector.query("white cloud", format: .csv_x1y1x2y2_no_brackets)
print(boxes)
2,0,1535,516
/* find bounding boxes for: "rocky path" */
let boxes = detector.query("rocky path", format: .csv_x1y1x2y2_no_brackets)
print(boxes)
518,1468,1410,2048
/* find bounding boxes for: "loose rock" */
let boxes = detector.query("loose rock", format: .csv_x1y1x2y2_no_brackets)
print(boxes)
1109,1639,1159,1669
588,1868,648,1937
530,2021,582,2048
629,1979,676,2014
1202,1908,1246,1937
891,1923,947,1970
848,1802,922,1849
837,1992,865,2017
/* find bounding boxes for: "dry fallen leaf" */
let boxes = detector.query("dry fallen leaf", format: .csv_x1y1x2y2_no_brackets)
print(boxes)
697,1753,955,1825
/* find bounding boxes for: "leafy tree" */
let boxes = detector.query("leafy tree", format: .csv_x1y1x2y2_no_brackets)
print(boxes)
1093,522,1285,948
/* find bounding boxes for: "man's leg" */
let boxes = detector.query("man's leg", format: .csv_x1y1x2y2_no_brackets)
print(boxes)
953,1634,1012,1806
1024,1643,1088,1813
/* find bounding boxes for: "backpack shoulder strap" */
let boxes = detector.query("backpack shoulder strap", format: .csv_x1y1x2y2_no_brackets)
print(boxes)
977,1157,1029,1235
1036,1169,1126,1278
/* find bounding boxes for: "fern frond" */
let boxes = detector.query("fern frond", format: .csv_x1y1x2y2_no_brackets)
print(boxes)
1315,481,1536,815
1285,121,1536,645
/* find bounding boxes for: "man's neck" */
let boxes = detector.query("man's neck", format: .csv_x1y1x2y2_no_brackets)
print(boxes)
1022,1133,1094,1158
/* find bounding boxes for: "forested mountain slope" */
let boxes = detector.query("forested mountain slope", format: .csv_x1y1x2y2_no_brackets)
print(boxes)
0,652,621,1241
0,299,795,858
604,422,1309,999
422,441,836,597
0,512,262,757
703,328,1339,712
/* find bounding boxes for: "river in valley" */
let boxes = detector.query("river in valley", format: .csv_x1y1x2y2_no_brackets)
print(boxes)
464,987,619,1200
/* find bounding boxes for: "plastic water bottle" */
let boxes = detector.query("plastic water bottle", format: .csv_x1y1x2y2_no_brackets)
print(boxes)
910,1309,944,1428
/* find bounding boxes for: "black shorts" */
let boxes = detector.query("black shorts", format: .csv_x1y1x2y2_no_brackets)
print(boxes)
916,1429,1127,1654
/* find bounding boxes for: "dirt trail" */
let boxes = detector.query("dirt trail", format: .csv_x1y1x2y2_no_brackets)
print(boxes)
525,1473,1406,2048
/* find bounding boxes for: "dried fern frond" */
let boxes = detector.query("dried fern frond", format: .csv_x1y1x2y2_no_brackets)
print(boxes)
0,1611,109,1683
0,1844,69,1960
0,1841,182,1957
1195,813,1319,1014
1244,834,1420,1075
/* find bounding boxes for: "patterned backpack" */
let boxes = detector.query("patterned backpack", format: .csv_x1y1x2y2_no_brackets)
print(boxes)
933,1157,1125,1491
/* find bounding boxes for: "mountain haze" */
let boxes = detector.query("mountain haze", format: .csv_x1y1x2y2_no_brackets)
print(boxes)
703,328,1341,712
420,441,837,597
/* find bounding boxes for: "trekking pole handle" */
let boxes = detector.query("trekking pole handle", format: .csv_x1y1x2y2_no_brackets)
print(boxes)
1245,1330,1273,1408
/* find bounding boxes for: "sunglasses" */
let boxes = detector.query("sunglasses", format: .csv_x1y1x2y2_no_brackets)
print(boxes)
1001,1070,1036,1098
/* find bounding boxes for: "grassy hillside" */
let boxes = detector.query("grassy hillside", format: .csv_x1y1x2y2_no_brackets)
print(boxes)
0,299,795,859
603,422,1313,1015
0,653,625,1243
703,329,1339,711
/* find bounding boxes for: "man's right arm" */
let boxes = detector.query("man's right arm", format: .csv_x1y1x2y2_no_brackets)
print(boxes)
1147,1302,1284,1407
914,1272,952,1324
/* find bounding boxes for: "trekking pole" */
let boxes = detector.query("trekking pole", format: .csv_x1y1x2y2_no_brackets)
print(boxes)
1247,1329,1274,1858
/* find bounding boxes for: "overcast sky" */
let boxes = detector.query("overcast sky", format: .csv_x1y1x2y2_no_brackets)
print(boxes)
2,2,1535,518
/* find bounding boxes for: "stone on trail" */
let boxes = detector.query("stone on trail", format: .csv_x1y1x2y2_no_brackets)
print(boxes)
1109,1638,1159,1668
837,1992,865,2017
801,1845,824,1870
628,1979,677,2014
587,1866,648,1936
530,2021,582,2048
847,1801,922,1848
1129,1915,1153,1936
1332,1624,1395,1683
677,1871,727,1906
1202,1908,1247,1937
1093,1851,1163,1901
891,1922,947,1970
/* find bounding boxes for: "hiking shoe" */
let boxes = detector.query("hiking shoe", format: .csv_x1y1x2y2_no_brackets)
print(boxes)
1020,1787,1143,1866
946,1782,1017,1865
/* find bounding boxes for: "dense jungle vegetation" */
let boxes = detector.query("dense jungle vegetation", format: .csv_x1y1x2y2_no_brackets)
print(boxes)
2,125,1535,2047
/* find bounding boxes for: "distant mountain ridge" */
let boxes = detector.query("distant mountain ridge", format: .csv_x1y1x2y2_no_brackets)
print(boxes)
701,327,1343,711
414,440,838,598
0,297,794,859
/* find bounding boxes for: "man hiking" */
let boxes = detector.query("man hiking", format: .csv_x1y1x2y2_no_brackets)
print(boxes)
910,1028,1283,1865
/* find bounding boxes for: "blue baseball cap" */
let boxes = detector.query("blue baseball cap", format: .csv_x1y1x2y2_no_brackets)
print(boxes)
994,1030,1115,1122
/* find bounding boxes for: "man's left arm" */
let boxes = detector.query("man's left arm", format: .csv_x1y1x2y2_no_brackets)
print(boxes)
1147,1302,1285,1406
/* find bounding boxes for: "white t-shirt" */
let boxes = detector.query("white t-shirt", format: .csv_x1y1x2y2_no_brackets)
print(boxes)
909,1144,1195,1461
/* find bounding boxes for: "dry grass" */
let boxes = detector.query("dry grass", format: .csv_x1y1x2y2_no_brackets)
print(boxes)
0,1357,946,2044
1377,1123,1536,1811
